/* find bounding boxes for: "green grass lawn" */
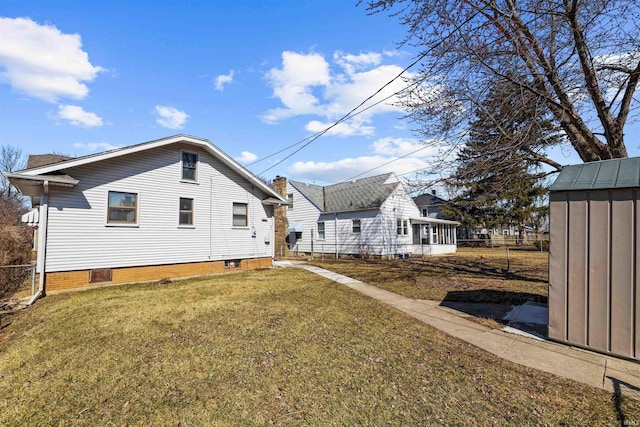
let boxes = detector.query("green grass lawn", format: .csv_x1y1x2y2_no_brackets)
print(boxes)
311,247,549,304
0,268,636,425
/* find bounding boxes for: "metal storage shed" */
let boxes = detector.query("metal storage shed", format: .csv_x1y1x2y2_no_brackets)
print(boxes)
548,157,640,360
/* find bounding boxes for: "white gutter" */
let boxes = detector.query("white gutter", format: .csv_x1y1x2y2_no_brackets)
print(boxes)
334,213,338,259
26,180,49,306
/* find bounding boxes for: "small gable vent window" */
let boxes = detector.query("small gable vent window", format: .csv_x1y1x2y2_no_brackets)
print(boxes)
182,151,198,181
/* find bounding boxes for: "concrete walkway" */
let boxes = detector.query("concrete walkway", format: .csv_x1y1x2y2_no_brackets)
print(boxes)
276,261,640,400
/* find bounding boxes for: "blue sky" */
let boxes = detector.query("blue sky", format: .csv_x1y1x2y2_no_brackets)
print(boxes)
1,1,639,185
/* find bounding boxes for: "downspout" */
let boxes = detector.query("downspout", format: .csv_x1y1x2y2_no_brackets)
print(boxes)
27,181,49,306
334,213,338,259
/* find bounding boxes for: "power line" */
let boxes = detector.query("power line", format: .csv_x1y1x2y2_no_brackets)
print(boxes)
255,50,430,176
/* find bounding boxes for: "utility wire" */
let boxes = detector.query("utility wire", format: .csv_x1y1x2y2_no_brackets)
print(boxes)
255,50,430,175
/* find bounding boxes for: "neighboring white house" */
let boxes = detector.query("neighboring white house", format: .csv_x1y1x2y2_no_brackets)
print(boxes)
7,134,287,295
277,173,459,258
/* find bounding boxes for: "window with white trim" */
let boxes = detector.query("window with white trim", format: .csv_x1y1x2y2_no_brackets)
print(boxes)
287,193,293,209
352,219,361,233
181,151,198,181
107,191,138,224
317,222,325,239
179,198,194,226
232,202,248,227
397,219,409,235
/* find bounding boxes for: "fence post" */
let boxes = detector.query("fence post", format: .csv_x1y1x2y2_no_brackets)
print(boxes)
506,246,510,273
31,263,36,295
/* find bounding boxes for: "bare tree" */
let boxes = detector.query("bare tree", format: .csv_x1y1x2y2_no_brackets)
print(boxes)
1,145,26,203
366,0,640,164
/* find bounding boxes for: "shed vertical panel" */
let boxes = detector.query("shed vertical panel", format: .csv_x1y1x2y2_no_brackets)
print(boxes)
567,192,588,345
610,190,634,357
548,192,568,341
635,190,640,358
587,191,610,352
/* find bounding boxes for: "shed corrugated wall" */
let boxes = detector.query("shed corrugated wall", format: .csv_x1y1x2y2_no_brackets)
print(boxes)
549,188,639,359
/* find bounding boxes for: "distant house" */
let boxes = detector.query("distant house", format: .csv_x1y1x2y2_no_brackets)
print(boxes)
7,134,287,296
413,191,449,219
274,173,459,258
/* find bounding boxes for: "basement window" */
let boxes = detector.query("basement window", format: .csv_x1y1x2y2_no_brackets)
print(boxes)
224,259,241,269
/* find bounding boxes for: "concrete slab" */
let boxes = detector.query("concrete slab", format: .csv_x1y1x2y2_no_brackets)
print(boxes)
292,263,640,400
504,301,548,324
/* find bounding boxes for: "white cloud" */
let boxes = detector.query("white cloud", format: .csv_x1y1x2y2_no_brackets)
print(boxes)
371,137,442,158
0,17,104,102
73,142,121,152
262,51,331,123
155,105,189,129
262,50,413,135
333,51,382,75
288,155,429,183
234,151,258,164
214,69,234,91
57,104,103,127
305,119,375,137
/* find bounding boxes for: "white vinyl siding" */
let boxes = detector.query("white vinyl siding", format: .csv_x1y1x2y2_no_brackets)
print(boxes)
43,143,275,272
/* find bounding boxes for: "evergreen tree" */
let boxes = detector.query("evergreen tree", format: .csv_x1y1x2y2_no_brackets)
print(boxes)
443,76,559,243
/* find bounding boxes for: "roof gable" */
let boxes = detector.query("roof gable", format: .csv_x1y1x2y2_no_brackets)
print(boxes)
290,172,401,213
14,134,286,202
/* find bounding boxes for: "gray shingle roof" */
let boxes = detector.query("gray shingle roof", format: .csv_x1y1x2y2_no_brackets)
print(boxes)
26,154,74,169
290,172,399,213
413,193,448,206
549,157,640,191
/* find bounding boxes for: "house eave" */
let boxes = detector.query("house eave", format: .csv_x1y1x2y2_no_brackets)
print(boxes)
6,172,79,197
14,134,287,204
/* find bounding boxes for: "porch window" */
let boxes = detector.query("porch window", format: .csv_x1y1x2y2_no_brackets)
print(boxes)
179,198,194,226
317,222,325,239
181,151,198,181
352,219,361,233
397,219,409,235
233,202,248,227
107,191,137,224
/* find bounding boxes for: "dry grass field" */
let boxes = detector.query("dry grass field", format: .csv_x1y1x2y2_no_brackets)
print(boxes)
312,247,549,305
1,267,637,425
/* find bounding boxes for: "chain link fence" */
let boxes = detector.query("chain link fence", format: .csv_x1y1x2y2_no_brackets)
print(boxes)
0,263,36,302
284,236,549,282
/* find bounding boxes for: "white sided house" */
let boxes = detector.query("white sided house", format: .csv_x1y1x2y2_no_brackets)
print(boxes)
277,173,459,258
8,135,287,297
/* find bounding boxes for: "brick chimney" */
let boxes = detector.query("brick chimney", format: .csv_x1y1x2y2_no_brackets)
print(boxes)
272,176,289,258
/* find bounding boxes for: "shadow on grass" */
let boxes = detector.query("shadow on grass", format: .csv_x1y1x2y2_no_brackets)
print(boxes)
442,289,547,305
608,376,640,424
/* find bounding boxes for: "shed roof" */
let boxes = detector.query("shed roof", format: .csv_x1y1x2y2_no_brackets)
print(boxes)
549,157,640,192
